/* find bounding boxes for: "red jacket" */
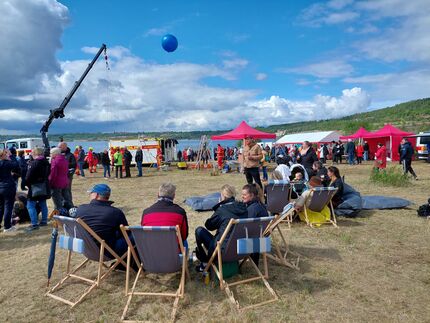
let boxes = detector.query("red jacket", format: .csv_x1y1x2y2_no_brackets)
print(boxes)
141,198,188,241
356,145,364,157
375,146,387,169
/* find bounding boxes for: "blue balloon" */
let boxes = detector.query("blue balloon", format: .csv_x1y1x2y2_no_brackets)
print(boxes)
162,34,178,52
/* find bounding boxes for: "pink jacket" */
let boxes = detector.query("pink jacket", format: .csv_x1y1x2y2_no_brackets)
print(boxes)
49,155,69,189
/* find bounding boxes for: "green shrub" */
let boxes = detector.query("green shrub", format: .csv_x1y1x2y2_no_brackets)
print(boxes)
369,166,410,187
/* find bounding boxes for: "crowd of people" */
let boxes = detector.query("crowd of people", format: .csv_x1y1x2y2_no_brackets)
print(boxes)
0,136,419,236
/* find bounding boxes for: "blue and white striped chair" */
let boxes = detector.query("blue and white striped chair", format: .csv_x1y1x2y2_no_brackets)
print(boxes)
120,225,188,322
46,216,128,308
203,216,279,310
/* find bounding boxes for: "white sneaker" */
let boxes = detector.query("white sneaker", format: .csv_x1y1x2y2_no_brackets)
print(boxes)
3,226,17,233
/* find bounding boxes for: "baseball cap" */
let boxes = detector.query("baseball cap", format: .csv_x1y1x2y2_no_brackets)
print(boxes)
87,184,111,196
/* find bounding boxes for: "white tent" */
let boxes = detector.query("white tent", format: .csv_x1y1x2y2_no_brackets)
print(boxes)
276,131,341,145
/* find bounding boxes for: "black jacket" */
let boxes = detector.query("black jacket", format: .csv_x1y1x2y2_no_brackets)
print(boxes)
76,199,128,249
246,200,269,218
123,150,132,165
135,150,143,163
101,152,110,166
329,177,344,207
205,197,248,242
298,148,318,173
400,142,414,161
0,159,19,192
63,147,76,176
363,143,369,152
26,157,51,200
346,141,355,154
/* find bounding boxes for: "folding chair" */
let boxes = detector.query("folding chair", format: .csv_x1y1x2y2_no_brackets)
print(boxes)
266,180,292,215
46,215,128,307
120,225,188,322
203,216,278,310
303,187,338,227
264,203,300,270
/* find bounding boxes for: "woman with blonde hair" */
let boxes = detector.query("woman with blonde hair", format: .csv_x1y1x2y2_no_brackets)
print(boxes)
25,147,51,231
194,184,248,271
0,148,20,232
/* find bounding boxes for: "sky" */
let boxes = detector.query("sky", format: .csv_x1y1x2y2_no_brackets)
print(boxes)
0,0,429,135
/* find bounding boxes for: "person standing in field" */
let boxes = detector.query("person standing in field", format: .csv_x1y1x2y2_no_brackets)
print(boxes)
135,147,143,177
216,144,224,170
243,137,263,188
363,141,370,161
123,147,132,178
374,143,387,170
114,148,123,179
77,146,85,177
101,149,111,178
400,138,418,180
58,142,76,209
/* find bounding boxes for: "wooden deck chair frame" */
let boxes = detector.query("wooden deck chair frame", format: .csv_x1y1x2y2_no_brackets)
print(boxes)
303,187,338,228
120,225,188,323
203,217,278,311
46,217,128,308
264,203,300,270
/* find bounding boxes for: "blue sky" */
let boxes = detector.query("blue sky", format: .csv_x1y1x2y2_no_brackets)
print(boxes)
0,0,429,134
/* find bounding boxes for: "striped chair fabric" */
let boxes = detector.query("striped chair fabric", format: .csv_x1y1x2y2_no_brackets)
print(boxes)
237,237,271,255
59,235,85,254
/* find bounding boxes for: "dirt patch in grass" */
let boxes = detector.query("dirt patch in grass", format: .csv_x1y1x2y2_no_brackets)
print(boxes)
1,162,430,322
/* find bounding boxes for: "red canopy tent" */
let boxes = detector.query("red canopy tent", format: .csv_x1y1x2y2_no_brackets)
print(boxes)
211,121,276,140
340,127,372,140
362,124,415,161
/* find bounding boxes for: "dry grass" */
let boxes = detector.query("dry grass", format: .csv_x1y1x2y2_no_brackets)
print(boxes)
1,162,430,322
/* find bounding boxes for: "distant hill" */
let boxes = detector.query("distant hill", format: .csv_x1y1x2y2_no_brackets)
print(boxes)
262,97,430,135
1,98,429,141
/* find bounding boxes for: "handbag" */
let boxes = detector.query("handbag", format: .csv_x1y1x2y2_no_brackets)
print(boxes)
32,182,49,198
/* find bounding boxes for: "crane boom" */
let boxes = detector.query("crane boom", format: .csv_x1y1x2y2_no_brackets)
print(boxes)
40,43,107,155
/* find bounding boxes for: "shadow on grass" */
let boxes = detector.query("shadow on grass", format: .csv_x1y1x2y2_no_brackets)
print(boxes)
0,226,51,251
290,245,342,262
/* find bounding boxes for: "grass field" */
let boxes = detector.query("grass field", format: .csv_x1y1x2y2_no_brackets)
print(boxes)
1,161,429,322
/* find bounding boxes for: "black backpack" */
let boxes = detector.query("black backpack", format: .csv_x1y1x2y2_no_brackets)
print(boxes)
417,199,430,217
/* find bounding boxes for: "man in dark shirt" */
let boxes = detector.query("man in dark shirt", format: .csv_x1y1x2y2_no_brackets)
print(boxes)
76,184,129,257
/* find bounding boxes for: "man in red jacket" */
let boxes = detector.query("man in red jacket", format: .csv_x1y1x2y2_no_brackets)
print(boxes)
141,183,188,243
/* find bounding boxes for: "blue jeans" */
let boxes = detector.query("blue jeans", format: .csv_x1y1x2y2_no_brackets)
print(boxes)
78,162,85,177
103,165,111,177
27,199,48,227
262,166,268,181
363,151,368,161
348,152,355,165
136,161,143,176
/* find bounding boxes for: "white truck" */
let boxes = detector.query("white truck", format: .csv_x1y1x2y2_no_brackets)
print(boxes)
108,137,177,165
5,138,44,158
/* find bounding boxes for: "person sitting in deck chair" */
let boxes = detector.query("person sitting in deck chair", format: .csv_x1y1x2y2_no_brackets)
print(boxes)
75,184,131,259
294,176,331,225
141,182,189,244
194,184,248,272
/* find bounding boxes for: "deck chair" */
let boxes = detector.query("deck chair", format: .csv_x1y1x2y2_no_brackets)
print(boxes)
266,180,292,215
46,215,128,307
303,187,338,227
203,216,278,310
120,225,188,322
264,203,300,270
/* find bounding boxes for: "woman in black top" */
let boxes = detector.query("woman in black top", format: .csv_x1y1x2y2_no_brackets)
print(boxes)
195,184,248,270
327,166,344,208
297,141,318,176
0,149,20,231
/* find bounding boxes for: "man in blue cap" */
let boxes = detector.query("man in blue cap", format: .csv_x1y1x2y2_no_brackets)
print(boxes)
75,183,130,257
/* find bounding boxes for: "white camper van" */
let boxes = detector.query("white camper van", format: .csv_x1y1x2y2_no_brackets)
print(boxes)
5,138,44,158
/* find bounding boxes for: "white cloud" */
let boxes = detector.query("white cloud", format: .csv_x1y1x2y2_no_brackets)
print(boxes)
343,69,430,102
222,58,249,70
245,87,371,125
0,0,68,96
144,27,169,37
256,73,267,81
281,60,354,78
299,1,358,26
